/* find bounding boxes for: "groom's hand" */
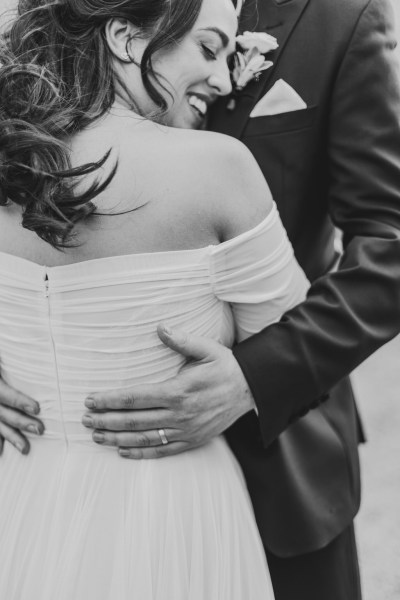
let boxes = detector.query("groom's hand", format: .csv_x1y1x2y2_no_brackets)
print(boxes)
0,378,44,455
82,324,255,459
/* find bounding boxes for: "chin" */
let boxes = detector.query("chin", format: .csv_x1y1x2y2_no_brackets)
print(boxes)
185,116,205,130
165,110,204,131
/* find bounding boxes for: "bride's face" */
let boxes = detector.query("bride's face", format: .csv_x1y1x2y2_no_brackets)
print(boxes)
154,0,237,129
118,0,237,129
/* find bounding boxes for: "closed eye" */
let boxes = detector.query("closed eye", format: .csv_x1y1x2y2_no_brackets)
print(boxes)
201,44,217,60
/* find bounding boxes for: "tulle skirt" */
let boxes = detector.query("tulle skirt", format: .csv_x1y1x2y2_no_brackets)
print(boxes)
0,435,274,600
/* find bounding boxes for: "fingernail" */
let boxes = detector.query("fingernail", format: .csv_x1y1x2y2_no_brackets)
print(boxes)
162,324,173,336
93,431,105,443
16,442,26,454
85,397,96,409
25,404,39,415
26,424,41,435
119,449,130,457
82,415,93,427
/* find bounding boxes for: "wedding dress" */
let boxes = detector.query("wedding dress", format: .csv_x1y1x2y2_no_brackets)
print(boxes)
0,204,308,600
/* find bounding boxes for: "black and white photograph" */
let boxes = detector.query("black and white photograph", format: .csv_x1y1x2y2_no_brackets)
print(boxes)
1,1,400,599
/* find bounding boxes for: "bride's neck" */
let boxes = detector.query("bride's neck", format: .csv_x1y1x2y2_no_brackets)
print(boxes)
110,100,142,118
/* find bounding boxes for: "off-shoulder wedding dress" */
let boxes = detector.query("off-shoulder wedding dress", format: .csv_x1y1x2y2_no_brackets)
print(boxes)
0,204,308,600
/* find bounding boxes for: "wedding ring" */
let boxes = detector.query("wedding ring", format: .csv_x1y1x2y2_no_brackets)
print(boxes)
158,428,169,445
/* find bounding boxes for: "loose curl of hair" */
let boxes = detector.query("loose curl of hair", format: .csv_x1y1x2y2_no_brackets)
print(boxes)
0,0,219,248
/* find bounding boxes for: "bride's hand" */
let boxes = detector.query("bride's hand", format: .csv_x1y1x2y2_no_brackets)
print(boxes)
0,378,44,455
82,325,255,459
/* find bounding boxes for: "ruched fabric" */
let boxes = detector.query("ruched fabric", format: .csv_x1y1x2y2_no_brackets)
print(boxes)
0,204,308,599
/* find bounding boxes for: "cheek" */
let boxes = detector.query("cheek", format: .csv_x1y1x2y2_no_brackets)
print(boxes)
159,72,191,106
170,63,207,97
159,46,206,85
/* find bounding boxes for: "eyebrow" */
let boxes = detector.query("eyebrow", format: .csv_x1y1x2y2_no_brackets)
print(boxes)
199,27,231,49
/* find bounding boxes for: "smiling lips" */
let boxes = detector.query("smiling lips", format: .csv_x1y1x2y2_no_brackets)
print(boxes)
188,94,209,118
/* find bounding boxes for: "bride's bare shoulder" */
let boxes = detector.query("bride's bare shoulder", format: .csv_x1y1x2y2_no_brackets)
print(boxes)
82,121,273,241
161,128,274,241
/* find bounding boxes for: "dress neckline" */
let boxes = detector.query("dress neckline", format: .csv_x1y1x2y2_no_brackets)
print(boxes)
0,205,276,272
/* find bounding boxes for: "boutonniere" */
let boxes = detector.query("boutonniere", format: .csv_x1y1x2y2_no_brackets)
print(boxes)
227,31,278,110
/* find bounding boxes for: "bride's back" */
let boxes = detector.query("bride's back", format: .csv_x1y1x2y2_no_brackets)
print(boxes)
0,118,214,265
0,112,269,267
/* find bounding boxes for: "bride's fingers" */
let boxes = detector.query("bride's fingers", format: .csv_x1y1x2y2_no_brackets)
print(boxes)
117,441,200,460
0,421,30,455
90,428,178,448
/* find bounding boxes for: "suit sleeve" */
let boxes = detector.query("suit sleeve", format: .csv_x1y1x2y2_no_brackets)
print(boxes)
233,0,400,447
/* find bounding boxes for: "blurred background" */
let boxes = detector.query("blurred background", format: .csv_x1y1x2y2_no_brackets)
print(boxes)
350,6,400,600
353,5,400,594
0,1,400,598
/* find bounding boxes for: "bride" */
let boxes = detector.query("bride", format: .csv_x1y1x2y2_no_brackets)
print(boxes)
0,0,308,598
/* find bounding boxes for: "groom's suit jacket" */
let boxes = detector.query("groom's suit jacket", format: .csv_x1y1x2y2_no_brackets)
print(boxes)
209,0,400,557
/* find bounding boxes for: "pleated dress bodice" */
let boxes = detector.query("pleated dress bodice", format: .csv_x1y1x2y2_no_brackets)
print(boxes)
0,204,307,599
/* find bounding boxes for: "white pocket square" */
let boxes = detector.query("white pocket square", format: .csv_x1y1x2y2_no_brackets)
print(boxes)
250,79,307,118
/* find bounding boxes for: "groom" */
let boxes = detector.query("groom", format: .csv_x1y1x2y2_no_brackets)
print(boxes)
81,0,400,597
2,0,400,598
80,1,400,598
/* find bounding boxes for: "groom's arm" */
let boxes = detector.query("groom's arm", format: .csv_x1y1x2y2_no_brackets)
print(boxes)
81,0,400,457
233,0,400,445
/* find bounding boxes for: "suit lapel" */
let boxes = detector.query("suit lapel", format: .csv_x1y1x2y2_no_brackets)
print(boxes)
211,0,310,138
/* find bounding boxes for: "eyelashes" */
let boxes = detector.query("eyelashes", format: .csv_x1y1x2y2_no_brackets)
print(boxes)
200,43,217,61
199,42,234,68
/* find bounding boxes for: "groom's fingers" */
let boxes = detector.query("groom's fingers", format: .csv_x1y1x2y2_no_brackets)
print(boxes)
82,408,173,432
117,440,202,460
0,422,30,455
84,327,228,413
0,379,41,416
85,381,177,411
0,404,44,436
90,428,179,448
157,323,222,362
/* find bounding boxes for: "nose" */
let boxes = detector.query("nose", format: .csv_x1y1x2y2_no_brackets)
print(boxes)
208,62,233,97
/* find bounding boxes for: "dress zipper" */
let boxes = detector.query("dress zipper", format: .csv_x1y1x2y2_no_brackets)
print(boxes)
44,272,49,297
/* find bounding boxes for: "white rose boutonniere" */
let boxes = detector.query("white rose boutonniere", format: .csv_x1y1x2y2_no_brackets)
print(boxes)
236,31,279,55
232,47,273,91
227,31,278,109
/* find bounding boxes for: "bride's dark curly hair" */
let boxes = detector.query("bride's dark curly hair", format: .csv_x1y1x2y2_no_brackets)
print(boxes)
0,0,238,248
